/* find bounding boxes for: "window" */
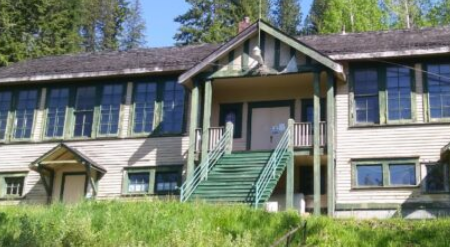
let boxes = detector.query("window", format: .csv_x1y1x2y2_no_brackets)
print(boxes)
387,67,412,121
127,172,150,193
123,166,181,195
13,90,38,140
427,64,450,119
423,163,449,193
0,173,26,198
219,103,243,138
353,69,379,124
161,81,185,134
133,82,157,134
45,88,69,138
99,84,123,136
73,86,96,138
353,159,418,188
0,91,12,141
301,99,326,123
155,172,180,194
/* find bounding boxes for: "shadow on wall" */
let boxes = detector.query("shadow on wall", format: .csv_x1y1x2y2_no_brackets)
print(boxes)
397,160,450,219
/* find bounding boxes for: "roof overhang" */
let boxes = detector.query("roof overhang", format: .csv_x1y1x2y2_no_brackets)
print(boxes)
178,20,345,84
30,143,106,174
330,46,450,61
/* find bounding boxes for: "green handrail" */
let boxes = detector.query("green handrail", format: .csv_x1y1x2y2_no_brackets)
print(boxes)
180,126,233,202
254,127,291,208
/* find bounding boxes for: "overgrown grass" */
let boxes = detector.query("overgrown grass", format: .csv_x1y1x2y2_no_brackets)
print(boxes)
1,199,450,246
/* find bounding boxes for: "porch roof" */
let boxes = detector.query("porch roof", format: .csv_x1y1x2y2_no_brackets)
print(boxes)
30,143,106,174
178,20,344,84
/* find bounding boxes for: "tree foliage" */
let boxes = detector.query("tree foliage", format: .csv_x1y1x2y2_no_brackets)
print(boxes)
0,0,146,66
272,0,302,35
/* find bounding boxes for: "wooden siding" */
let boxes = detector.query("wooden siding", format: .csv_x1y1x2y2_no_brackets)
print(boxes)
335,63,450,206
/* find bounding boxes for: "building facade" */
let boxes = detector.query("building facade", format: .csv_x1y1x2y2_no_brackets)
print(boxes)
1,20,450,218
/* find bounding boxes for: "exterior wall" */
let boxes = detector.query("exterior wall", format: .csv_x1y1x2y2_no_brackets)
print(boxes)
335,63,450,217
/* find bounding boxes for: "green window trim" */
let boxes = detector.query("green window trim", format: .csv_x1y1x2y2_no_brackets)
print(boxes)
121,166,182,196
351,158,420,189
129,77,186,137
219,103,243,139
0,172,28,199
43,87,70,140
423,62,450,123
349,63,416,127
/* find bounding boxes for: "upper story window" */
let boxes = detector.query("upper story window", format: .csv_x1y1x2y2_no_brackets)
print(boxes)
45,88,69,138
99,84,123,136
351,65,413,126
0,91,12,141
73,86,96,138
386,67,412,121
13,90,38,140
354,69,379,124
133,82,157,134
427,64,450,120
161,81,185,134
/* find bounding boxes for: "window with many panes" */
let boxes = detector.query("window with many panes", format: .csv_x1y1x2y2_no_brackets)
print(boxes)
73,86,96,138
133,82,157,134
13,90,38,140
0,91,12,141
161,81,185,134
127,172,150,194
353,69,379,124
45,88,69,138
99,84,123,136
386,67,412,121
353,159,418,188
427,64,450,119
423,163,449,193
155,171,180,194
0,174,26,198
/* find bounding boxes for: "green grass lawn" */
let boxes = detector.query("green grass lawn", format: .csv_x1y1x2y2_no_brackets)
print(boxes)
0,199,450,247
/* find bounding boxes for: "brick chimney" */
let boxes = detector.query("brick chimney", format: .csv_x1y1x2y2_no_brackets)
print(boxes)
238,16,251,33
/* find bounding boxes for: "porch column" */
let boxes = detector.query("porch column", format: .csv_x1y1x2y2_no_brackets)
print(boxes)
201,80,213,162
187,81,200,180
286,119,295,210
326,70,336,217
313,71,321,216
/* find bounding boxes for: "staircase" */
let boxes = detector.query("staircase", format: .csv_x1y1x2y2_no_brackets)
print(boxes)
189,151,289,205
180,120,294,208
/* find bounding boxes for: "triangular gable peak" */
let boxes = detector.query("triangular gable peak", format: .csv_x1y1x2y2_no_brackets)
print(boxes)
179,20,344,85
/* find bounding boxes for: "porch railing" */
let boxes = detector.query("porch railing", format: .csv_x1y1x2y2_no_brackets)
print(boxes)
180,123,233,202
194,127,225,154
254,121,293,207
293,121,326,147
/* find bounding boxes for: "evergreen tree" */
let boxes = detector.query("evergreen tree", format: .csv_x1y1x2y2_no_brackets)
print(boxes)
381,0,433,29
303,0,329,34
174,0,271,45
428,0,450,25
121,0,146,50
272,0,302,35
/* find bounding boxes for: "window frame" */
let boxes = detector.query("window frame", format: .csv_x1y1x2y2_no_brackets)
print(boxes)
350,63,416,126
0,172,27,199
154,170,182,195
42,86,70,140
423,62,450,122
351,158,420,189
122,165,182,196
130,77,186,137
96,83,125,138
219,103,243,139
0,90,13,143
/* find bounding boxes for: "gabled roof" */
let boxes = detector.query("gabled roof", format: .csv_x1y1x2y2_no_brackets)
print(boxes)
178,20,344,84
30,143,106,173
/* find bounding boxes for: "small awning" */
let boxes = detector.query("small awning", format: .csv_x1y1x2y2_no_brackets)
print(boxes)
30,143,106,174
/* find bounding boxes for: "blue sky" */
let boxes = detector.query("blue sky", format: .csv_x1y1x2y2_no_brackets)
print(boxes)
142,0,313,47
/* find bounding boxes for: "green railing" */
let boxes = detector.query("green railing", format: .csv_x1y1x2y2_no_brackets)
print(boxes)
180,122,233,202
253,120,293,208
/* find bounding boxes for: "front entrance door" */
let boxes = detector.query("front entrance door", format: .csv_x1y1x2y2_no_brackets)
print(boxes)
61,173,86,204
251,107,290,150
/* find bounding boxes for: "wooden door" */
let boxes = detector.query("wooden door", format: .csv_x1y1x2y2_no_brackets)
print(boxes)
251,107,290,150
61,174,86,204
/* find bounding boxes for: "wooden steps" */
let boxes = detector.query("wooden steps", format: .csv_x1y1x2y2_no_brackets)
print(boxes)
188,151,288,206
